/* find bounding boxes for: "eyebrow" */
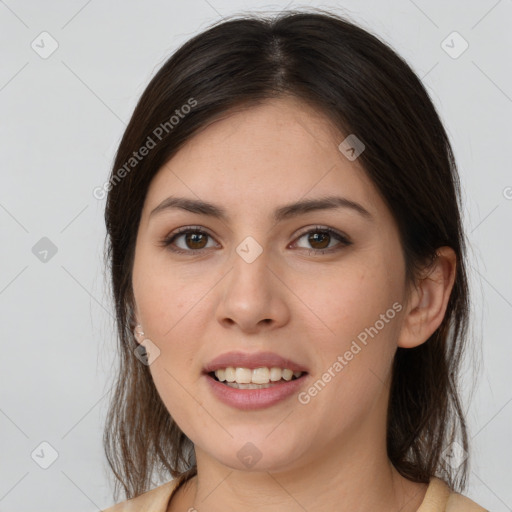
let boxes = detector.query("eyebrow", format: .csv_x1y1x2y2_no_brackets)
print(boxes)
149,195,373,223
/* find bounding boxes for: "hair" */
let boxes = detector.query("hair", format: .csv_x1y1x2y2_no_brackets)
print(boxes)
103,8,471,501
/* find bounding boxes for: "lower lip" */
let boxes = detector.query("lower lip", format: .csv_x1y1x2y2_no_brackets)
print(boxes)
204,373,308,410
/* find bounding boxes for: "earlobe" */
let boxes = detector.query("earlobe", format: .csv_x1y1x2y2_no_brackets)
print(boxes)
134,323,145,345
130,302,144,344
397,247,457,349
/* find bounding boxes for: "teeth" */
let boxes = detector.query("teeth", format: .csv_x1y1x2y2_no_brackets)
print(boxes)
235,367,252,384
213,367,304,385
269,367,282,382
282,369,293,381
224,367,235,382
252,367,270,384
224,381,275,389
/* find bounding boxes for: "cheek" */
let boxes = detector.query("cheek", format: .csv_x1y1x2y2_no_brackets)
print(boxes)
132,250,214,340
294,257,403,406
293,257,403,344
131,258,209,410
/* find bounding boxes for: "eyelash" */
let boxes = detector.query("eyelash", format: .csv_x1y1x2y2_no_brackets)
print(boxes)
159,225,352,256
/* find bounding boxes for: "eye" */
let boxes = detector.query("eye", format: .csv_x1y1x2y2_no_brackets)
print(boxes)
160,226,218,254
291,226,352,255
159,225,352,255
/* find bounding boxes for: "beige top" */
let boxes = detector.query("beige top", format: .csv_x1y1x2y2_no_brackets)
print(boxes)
101,474,488,512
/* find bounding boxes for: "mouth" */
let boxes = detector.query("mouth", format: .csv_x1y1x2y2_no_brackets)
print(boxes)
207,367,307,389
202,351,310,409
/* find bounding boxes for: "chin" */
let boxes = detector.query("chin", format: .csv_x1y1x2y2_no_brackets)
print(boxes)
202,433,310,473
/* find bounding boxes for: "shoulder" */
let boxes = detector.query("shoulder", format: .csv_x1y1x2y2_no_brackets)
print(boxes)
419,477,488,512
446,491,489,512
101,479,179,512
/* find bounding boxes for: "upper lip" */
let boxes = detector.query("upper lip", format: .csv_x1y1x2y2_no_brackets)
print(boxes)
203,351,308,373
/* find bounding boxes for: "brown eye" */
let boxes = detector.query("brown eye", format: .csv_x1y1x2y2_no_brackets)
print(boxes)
293,226,352,255
307,232,331,250
161,227,217,253
183,232,208,250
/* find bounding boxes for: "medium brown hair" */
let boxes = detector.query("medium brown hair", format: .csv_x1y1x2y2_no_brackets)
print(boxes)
103,8,471,500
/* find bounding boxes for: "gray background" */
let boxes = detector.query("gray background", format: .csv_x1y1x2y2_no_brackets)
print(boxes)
0,0,510,510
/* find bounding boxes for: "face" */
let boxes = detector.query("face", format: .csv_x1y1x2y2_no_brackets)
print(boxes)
132,96,410,473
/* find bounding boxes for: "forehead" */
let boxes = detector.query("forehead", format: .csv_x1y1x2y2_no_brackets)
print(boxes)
143,96,384,222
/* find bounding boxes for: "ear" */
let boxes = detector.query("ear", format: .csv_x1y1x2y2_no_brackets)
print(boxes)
397,246,457,348
133,324,145,345
130,303,144,345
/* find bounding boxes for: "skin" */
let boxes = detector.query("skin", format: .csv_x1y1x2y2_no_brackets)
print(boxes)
131,95,456,512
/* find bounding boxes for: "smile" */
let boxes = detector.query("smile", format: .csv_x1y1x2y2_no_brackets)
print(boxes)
205,369,308,410
212,366,304,386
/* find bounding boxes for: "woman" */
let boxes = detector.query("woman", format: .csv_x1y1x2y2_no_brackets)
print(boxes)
101,9,487,512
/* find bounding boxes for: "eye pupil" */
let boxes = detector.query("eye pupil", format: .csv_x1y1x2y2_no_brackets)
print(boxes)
187,232,207,249
309,232,330,249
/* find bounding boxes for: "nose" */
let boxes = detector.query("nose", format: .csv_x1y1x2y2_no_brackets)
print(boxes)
215,243,290,334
